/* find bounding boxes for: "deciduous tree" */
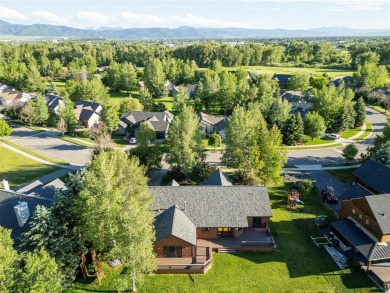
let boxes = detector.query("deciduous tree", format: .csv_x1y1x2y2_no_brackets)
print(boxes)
0,119,12,138
342,143,359,161
304,111,326,140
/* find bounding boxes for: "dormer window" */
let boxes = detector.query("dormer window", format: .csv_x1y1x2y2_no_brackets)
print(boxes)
365,219,369,225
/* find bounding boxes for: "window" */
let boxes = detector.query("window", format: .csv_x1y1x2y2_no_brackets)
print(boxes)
163,246,182,258
352,209,355,214
359,214,362,219
201,227,210,233
365,219,370,225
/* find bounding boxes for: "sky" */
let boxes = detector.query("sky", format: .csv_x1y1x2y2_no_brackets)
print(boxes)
0,0,389,30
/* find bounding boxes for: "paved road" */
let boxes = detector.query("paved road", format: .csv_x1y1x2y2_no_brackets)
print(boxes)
287,107,387,166
6,124,92,166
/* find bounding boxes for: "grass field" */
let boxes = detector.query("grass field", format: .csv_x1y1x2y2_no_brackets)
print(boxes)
0,145,60,187
354,119,373,141
340,126,362,139
204,65,355,78
69,182,377,293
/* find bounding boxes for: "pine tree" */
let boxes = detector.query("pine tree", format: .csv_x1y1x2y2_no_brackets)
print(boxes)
354,96,366,127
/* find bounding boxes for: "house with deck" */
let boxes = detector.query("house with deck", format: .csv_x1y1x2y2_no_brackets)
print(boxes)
332,194,390,290
150,170,274,274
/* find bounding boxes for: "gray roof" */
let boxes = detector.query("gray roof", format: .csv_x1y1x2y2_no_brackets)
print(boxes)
272,74,292,87
154,205,197,245
340,183,373,200
28,179,67,200
280,90,305,103
329,76,353,87
0,189,52,244
167,180,180,186
366,194,390,234
353,159,390,193
198,112,230,131
121,111,173,127
145,120,170,132
332,218,390,261
74,100,102,122
45,94,64,111
150,186,272,228
200,169,233,186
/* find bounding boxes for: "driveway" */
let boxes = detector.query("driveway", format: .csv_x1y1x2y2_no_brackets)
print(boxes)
6,124,92,166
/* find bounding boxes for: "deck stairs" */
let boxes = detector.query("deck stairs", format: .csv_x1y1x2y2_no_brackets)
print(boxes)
324,245,348,269
217,248,236,253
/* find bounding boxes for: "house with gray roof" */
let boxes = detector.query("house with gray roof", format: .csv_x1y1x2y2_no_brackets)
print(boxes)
198,112,230,139
272,74,292,88
333,193,390,289
280,90,313,116
353,159,390,194
0,188,52,246
328,76,353,88
74,100,102,129
200,169,233,186
45,94,64,114
119,110,174,139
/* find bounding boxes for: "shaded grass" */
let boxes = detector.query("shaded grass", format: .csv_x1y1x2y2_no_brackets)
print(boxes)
326,168,357,182
354,119,373,141
61,137,93,148
2,139,69,165
288,143,342,150
69,182,377,293
0,145,60,187
112,134,128,148
340,127,361,139
154,96,174,112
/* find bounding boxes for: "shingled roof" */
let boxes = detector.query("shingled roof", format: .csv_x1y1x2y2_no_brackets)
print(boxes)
154,205,197,245
198,112,229,131
353,159,390,194
150,186,271,228
167,180,180,186
0,189,52,245
74,100,102,121
200,169,233,186
366,194,390,235
340,183,373,200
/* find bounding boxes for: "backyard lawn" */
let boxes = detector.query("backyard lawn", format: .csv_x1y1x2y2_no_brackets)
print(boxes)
326,168,357,183
69,182,378,293
0,145,59,187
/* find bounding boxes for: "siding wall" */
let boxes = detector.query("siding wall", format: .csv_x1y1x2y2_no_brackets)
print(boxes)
154,235,194,258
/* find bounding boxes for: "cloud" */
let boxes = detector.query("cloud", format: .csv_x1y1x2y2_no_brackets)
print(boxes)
120,12,253,28
33,11,68,25
0,6,26,21
77,11,110,25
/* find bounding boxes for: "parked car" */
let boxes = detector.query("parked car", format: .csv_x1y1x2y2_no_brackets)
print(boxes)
129,137,137,144
324,133,340,140
322,186,339,204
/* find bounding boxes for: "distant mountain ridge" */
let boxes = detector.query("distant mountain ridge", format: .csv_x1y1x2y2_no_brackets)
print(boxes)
0,20,389,39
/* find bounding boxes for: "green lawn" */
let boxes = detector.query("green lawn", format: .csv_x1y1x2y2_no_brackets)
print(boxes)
354,119,373,141
202,65,354,78
112,134,129,148
154,96,174,112
0,145,60,187
326,168,357,183
303,136,332,145
340,127,361,139
69,182,377,293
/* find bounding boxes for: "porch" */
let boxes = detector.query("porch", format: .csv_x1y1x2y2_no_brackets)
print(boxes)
156,246,212,274
197,227,276,252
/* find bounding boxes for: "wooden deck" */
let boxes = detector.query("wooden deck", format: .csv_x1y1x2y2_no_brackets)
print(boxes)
156,246,212,274
197,227,276,251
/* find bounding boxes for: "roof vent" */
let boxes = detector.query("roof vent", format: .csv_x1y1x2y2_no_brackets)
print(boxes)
2,179,10,191
14,201,30,227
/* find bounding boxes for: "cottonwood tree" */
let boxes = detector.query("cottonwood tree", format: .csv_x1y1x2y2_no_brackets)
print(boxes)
0,226,17,291
0,119,12,138
224,104,287,185
304,111,326,140
33,94,49,125
286,73,310,91
101,103,119,133
173,86,190,113
74,151,156,290
120,98,144,115
165,105,204,177
143,58,167,98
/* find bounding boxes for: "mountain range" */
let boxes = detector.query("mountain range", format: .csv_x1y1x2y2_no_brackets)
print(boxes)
0,20,389,39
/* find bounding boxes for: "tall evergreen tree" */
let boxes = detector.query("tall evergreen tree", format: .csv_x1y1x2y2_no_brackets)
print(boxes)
282,114,303,146
354,96,366,127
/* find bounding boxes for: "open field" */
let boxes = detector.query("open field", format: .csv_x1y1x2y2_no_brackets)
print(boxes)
69,182,377,293
0,145,59,187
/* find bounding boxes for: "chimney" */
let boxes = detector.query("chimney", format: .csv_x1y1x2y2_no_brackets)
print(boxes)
183,201,187,212
2,179,10,191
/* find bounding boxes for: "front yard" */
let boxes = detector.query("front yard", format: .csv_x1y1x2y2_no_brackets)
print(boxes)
69,182,378,293
0,145,60,187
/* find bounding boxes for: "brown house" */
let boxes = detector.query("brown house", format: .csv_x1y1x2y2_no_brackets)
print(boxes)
332,194,390,289
352,159,390,195
150,172,274,274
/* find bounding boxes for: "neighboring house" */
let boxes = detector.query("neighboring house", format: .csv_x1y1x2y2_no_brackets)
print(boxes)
150,170,275,274
45,94,64,114
340,183,373,201
119,110,174,139
0,83,15,93
272,74,292,88
332,194,390,289
328,76,353,88
372,89,390,99
186,84,198,99
280,90,313,116
138,81,145,91
200,169,233,186
0,91,32,107
353,159,390,194
0,186,52,246
198,112,229,139
74,100,102,129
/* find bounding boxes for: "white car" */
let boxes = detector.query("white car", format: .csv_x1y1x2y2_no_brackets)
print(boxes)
129,137,137,144
324,133,340,140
